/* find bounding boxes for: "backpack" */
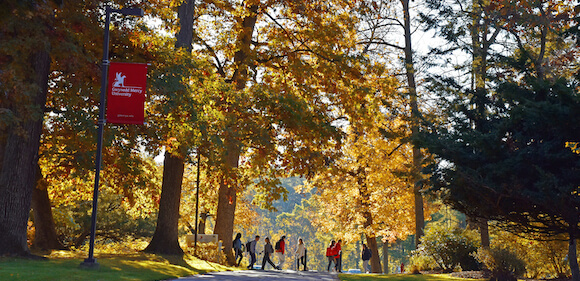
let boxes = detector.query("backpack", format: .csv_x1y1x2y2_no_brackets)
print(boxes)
274,240,281,250
246,241,252,252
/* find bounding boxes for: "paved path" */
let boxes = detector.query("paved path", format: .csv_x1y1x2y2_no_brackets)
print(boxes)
170,270,339,281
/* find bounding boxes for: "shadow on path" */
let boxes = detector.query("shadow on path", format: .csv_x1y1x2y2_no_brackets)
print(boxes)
170,270,339,281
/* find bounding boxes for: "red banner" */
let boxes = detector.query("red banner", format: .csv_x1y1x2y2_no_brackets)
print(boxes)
106,62,148,124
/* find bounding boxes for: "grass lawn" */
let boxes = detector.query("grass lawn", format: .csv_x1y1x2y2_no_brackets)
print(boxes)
339,273,480,281
0,251,237,281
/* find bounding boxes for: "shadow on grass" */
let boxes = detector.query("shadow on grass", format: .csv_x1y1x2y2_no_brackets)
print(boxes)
339,273,481,281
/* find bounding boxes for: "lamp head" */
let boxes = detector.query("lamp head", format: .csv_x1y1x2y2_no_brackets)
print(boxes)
116,7,144,17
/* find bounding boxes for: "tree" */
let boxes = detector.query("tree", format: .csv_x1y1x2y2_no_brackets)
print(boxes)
31,163,65,250
143,0,196,256
184,0,380,264
354,0,430,248
419,13,580,281
0,0,53,257
305,114,420,273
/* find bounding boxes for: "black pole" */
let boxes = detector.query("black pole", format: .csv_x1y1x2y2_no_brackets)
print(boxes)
193,149,201,256
80,5,112,269
81,6,143,269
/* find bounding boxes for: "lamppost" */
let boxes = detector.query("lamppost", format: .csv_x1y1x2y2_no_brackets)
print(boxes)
80,5,144,269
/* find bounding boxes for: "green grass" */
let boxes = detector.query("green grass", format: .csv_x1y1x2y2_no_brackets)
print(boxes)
0,252,237,281
339,273,479,281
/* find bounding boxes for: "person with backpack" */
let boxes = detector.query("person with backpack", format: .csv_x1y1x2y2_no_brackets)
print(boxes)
232,233,243,266
260,237,279,270
274,235,286,269
326,240,336,271
361,243,372,273
247,235,260,269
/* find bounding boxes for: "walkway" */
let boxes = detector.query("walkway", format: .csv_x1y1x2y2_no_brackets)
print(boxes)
170,270,339,281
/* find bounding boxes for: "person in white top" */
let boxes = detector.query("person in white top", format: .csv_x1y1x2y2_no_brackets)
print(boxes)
296,238,307,271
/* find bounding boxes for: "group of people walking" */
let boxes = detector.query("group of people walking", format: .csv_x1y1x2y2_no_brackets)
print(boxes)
326,240,372,273
232,233,308,271
325,239,343,272
233,234,378,273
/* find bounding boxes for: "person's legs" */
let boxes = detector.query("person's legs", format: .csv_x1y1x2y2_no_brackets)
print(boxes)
297,257,300,270
248,252,256,269
278,252,285,268
363,260,369,273
267,256,277,269
327,257,334,271
236,250,243,266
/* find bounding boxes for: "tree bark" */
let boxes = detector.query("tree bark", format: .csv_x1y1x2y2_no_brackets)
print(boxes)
144,0,195,256
400,0,425,249
479,218,490,248
213,139,240,264
0,51,50,256
213,3,258,265
31,164,65,250
143,152,185,255
366,235,382,273
569,237,580,281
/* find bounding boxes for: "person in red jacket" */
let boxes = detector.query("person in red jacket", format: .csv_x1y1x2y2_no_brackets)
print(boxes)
326,240,336,271
334,239,342,273
275,235,286,269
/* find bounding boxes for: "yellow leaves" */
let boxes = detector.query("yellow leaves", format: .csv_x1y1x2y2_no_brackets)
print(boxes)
307,117,417,242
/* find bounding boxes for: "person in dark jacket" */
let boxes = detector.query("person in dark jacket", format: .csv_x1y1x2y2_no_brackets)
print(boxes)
261,237,279,270
233,233,243,266
361,243,372,273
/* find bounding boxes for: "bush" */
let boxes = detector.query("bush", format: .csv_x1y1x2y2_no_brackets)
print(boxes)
409,253,438,271
412,224,480,272
475,247,526,281
184,242,226,264
490,229,568,279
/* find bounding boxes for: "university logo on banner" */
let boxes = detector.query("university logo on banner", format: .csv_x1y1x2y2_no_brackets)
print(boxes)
106,62,148,124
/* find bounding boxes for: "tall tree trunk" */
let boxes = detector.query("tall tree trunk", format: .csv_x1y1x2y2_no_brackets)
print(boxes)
383,240,389,274
144,151,185,255
478,218,490,248
400,0,424,249
0,49,50,256
366,235,382,273
144,0,195,256
213,139,240,264
569,236,580,281
31,164,65,250
213,3,258,265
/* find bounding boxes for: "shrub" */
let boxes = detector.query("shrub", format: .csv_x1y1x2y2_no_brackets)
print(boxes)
475,247,526,281
413,224,480,272
490,229,568,279
184,242,226,264
409,253,438,271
